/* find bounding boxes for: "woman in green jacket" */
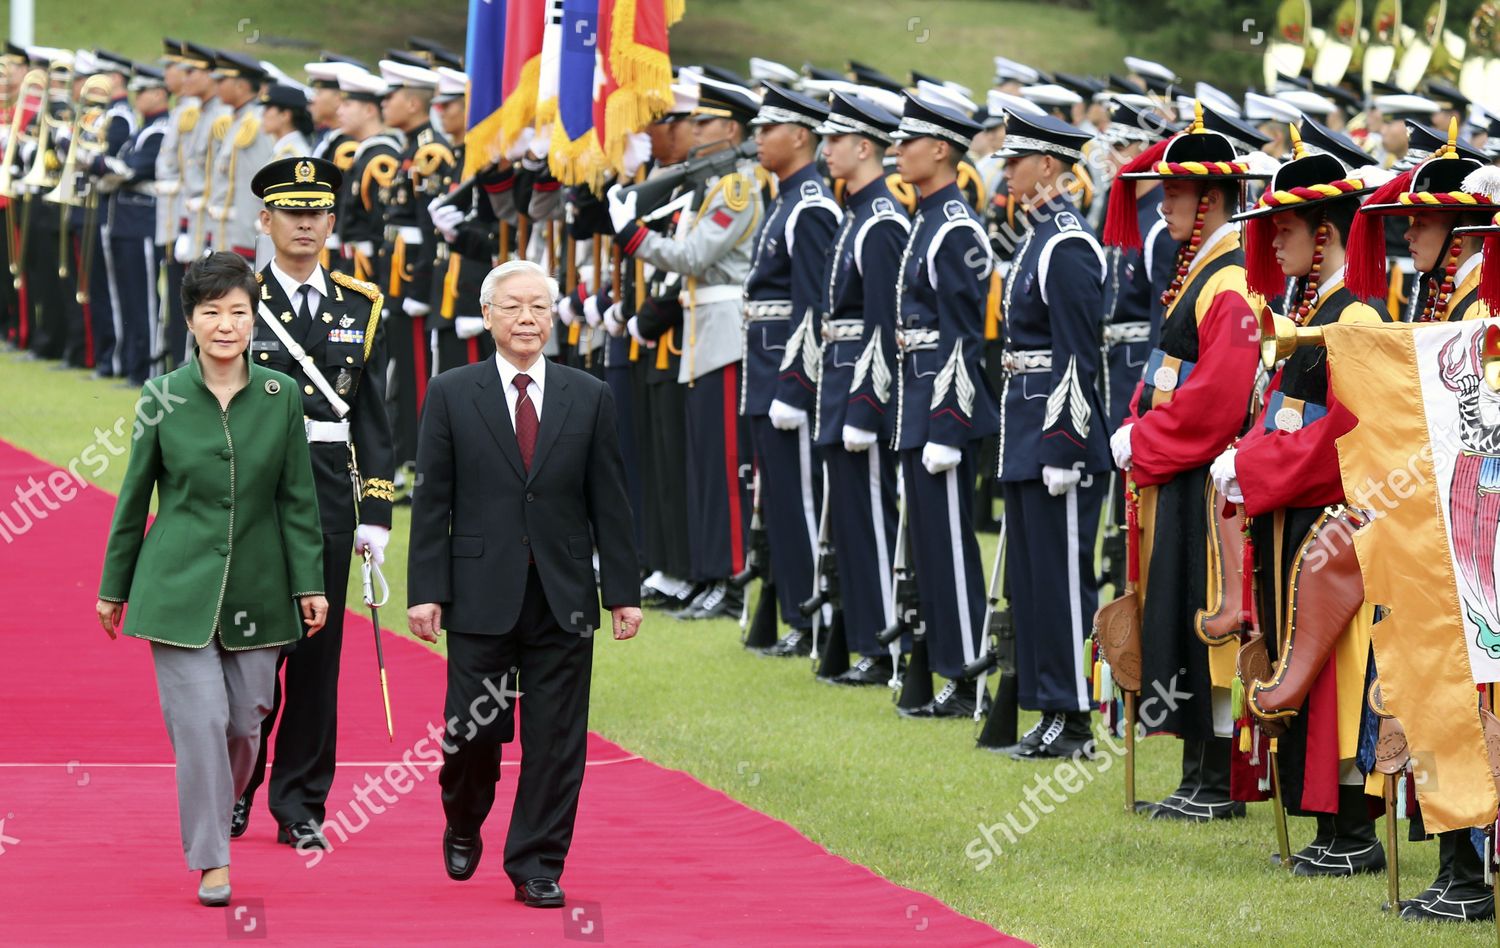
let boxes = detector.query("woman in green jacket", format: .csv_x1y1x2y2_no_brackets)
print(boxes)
95,253,329,906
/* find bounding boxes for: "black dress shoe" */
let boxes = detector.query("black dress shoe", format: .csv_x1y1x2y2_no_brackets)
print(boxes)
899,680,989,719
514,877,565,908
829,655,894,686
682,581,741,620
277,821,329,849
761,628,812,657
668,584,712,619
1011,711,1097,760
230,795,251,839
985,713,1059,756
443,827,482,880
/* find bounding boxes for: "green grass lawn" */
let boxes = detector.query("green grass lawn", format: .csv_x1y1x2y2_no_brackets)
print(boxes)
4,350,1490,945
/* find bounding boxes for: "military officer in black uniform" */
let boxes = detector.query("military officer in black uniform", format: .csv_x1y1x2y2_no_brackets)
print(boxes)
810,92,908,684
233,156,396,850
889,94,1000,717
742,83,841,656
990,110,1111,757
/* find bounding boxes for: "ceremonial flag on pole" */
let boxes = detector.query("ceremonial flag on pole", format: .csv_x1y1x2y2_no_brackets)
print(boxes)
1324,318,1500,833
464,0,509,176
547,0,604,185
596,0,681,172
496,0,548,152
534,0,564,144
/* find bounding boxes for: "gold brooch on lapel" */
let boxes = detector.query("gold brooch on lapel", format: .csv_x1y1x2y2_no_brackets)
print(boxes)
322,313,333,323
279,311,293,323
264,379,281,394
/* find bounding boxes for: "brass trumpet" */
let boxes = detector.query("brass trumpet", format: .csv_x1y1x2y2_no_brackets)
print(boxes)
1258,307,1327,369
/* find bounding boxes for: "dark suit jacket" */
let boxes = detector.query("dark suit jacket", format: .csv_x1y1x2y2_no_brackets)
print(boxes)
407,357,640,635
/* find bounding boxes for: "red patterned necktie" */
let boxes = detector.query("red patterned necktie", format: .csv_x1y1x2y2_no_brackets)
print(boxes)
514,373,538,470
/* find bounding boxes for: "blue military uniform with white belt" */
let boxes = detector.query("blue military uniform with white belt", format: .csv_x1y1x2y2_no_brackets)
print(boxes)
889,96,1000,705
990,110,1112,738
811,92,908,670
743,86,841,645
98,75,170,386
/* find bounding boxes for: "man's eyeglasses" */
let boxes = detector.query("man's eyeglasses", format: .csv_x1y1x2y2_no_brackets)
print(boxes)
487,302,554,321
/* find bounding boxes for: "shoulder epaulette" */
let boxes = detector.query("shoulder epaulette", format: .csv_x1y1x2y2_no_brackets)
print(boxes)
330,269,380,301
177,104,200,134
210,113,233,141
233,115,260,148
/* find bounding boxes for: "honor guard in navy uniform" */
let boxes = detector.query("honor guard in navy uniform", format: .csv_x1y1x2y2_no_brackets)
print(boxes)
990,110,1110,754
234,157,396,850
332,67,399,283
377,59,447,470
91,63,169,386
889,94,1000,717
811,92,907,683
205,52,271,260
741,83,840,656
609,72,761,620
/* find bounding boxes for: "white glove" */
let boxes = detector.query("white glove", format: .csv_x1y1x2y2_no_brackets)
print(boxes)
607,184,639,234
583,294,602,328
622,131,652,177
172,232,194,264
557,296,578,326
185,196,204,213
768,399,808,431
1210,448,1244,504
402,297,430,318
432,204,464,243
505,126,536,162
627,315,655,348
921,442,963,475
1042,464,1082,497
842,425,878,453
1110,424,1134,470
355,524,391,566
454,316,485,340
604,302,625,336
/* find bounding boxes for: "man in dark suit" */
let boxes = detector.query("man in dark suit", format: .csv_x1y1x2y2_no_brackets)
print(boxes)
407,259,642,909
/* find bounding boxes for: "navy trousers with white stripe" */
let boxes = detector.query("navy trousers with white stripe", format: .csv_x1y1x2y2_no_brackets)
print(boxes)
901,447,986,680
110,235,156,385
1001,476,1105,712
749,415,820,632
826,443,899,657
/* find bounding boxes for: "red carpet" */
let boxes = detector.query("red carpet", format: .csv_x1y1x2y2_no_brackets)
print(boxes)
0,440,1014,946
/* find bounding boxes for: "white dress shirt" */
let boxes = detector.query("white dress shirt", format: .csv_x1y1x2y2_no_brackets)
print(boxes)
495,353,547,426
268,259,330,321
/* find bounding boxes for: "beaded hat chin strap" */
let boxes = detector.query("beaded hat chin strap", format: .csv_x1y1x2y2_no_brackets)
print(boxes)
1161,193,1212,310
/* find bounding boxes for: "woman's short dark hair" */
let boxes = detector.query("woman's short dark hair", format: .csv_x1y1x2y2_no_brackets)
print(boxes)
182,251,258,319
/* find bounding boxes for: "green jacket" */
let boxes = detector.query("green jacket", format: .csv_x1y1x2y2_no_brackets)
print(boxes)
98,355,325,649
